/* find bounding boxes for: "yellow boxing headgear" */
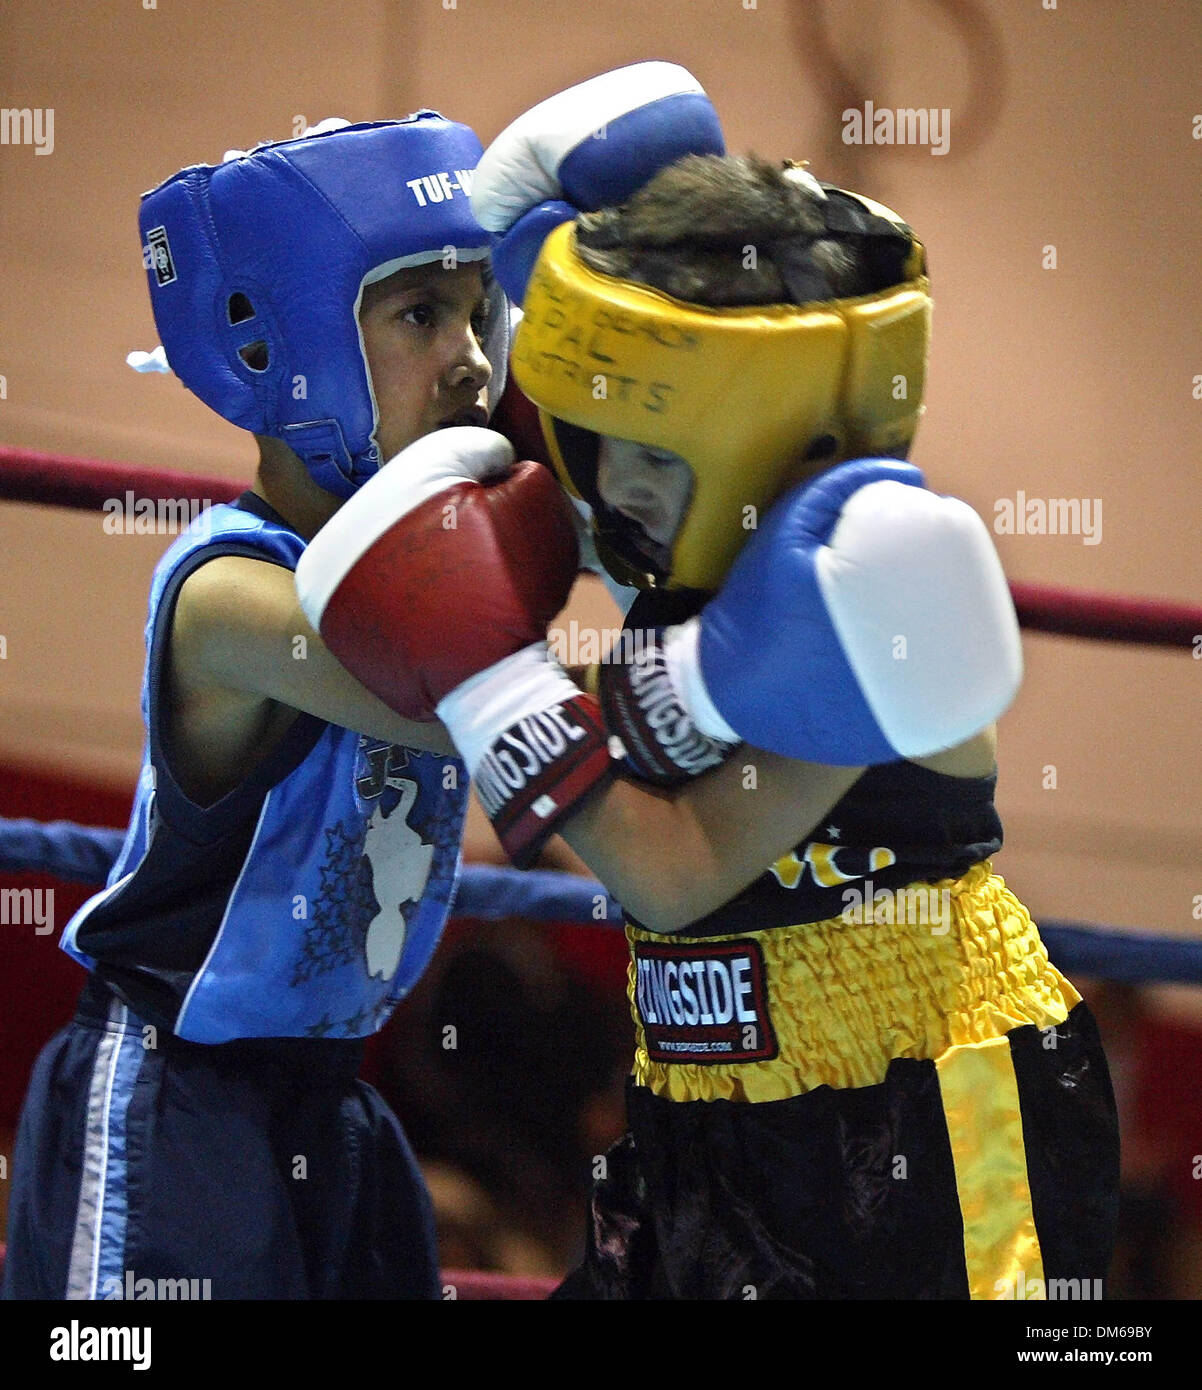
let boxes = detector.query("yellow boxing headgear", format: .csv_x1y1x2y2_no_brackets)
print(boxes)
511,186,930,592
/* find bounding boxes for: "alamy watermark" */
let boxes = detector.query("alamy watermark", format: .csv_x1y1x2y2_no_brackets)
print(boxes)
50,1321,150,1370
0,886,54,933
842,102,950,156
995,1271,1103,1300
102,492,213,539
549,621,656,667
101,1268,211,1301
993,492,1102,545
1,107,53,155
840,880,951,933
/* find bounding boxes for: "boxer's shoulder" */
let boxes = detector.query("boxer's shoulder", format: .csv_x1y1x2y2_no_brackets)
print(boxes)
167,554,300,805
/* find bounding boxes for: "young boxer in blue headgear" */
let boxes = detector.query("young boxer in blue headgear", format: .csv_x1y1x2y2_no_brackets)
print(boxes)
296,66,1119,1299
0,114,522,1301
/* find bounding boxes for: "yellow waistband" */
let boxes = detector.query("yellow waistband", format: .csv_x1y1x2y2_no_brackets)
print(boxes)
626,862,1080,1103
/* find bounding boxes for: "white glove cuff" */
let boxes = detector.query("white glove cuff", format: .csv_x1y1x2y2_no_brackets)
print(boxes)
436,641,581,774
663,619,739,744
472,62,708,233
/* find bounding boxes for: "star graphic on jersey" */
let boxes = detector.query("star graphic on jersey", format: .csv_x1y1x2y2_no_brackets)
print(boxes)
315,820,365,906
341,1006,369,1036
826,825,841,840
304,1012,336,1038
291,817,374,985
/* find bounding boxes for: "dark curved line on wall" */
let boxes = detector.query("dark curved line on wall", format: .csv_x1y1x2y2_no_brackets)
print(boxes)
789,0,1007,168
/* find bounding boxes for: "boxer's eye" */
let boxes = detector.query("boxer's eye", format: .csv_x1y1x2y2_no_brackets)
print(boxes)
401,303,436,328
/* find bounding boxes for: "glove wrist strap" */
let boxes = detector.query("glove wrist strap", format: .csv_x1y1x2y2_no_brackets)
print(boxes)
437,643,615,867
597,621,738,785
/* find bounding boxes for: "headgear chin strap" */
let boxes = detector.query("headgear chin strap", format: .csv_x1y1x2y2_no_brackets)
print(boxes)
512,185,929,592
139,114,509,499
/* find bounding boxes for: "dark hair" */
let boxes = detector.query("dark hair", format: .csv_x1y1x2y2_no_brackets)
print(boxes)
574,154,878,307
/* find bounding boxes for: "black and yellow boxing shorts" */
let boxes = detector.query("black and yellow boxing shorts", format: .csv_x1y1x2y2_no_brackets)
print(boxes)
558,863,1121,1300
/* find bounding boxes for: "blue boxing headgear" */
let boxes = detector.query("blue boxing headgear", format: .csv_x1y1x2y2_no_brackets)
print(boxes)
139,114,509,498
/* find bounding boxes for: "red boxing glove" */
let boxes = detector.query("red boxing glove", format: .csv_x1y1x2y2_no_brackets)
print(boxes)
297,427,576,720
297,427,616,867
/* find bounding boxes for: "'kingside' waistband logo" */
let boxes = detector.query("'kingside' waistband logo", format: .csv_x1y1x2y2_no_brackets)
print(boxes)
634,939,777,1065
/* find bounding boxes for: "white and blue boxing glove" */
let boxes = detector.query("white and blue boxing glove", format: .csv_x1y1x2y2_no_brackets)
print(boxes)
473,61,725,304
598,460,1023,771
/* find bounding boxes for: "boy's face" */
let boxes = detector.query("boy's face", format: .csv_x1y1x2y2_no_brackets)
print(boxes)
358,261,493,464
595,436,694,572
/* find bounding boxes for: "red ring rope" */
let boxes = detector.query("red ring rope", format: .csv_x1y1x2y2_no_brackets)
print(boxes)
2,444,1198,649
0,445,241,511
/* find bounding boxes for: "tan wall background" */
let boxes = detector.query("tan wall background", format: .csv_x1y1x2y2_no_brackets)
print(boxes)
1,1,1199,1012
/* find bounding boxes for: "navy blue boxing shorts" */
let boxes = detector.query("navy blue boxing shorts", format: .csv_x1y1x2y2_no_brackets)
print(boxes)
1,975,438,1300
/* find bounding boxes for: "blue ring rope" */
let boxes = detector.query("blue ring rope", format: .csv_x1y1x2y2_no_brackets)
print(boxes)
3,816,1199,984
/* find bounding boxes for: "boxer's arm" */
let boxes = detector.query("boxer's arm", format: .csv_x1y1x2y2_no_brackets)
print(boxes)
172,554,456,753
557,752,866,933
292,428,1007,897
553,720,997,931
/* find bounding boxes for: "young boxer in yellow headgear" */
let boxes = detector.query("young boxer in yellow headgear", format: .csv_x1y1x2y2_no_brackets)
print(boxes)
298,64,1120,1299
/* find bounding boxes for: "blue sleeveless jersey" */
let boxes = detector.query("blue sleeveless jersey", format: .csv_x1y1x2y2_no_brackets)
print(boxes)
61,494,468,1044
